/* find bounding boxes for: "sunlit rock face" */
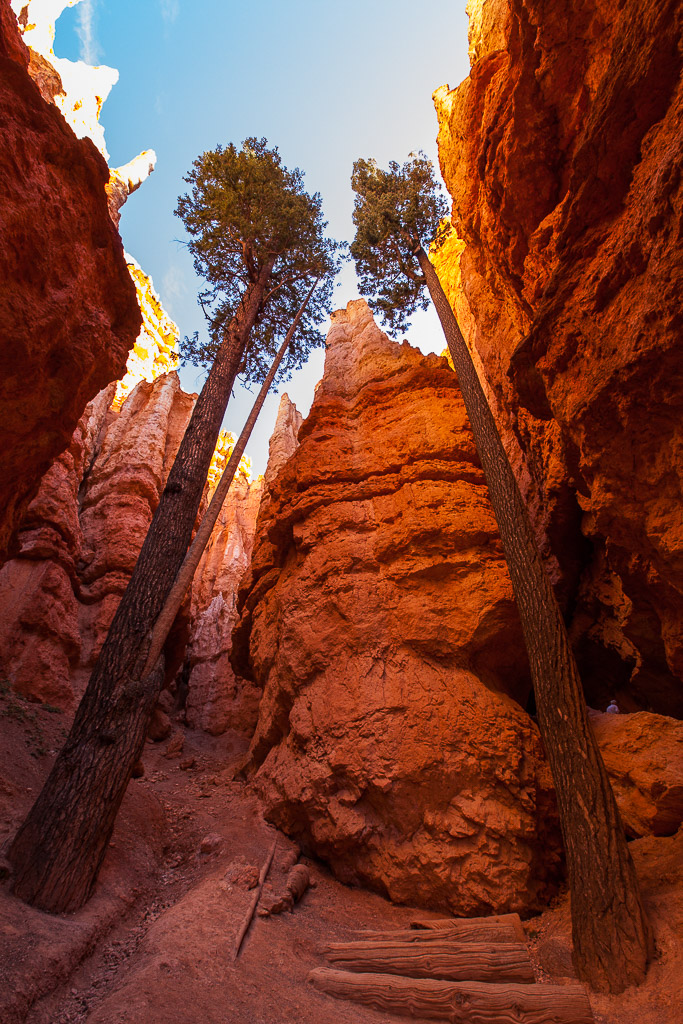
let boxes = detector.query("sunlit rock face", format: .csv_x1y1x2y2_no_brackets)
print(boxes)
206,429,253,492
232,300,562,917
11,0,117,156
113,258,180,412
433,0,683,716
0,1,141,563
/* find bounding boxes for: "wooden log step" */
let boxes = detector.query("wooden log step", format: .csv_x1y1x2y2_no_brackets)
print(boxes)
408,912,527,944
323,939,534,984
347,925,520,947
308,968,595,1024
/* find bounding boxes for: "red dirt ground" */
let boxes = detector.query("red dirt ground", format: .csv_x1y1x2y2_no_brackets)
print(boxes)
1,690,681,1024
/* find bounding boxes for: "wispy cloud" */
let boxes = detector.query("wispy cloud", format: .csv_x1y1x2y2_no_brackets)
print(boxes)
160,0,180,25
161,263,189,318
77,0,99,65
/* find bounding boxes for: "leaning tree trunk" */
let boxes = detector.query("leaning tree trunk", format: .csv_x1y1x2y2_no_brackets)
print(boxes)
7,262,274,914
416,247,652,993
139,278,319,679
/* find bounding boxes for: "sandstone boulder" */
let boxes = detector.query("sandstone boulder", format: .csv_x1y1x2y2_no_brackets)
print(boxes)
232,300,561,916
592,711,683,838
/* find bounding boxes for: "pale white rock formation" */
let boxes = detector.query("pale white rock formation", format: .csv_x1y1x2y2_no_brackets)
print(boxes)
184,476,264,735
264,394,303,489
10,0,156,206
183,393,304,735
107,152,158,226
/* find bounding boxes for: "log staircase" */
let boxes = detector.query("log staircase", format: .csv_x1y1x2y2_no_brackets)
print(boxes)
308,912,595,1023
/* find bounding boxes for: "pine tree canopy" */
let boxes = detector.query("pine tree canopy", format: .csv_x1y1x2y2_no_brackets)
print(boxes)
176,137,342,383
350,153,449,335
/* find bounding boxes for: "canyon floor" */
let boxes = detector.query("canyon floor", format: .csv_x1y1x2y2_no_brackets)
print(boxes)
1,691,681,1024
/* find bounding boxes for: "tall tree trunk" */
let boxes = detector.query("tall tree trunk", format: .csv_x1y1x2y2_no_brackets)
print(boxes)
416,247,652,993
140,278,319,678
7,264,274,913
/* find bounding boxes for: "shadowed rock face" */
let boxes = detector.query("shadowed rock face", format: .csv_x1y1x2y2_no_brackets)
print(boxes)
232,300,562,916
183,475,264,737
433,0,683,716
182,393,302,737
589,711,683,839
0,3,140,563
0,373,196,706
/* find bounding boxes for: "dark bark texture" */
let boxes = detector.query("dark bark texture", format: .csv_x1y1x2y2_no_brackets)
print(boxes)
7,268,272,913
417,247,652,993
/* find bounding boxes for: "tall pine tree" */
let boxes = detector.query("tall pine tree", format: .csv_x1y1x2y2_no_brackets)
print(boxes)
350,153,651,994
8,139,339,913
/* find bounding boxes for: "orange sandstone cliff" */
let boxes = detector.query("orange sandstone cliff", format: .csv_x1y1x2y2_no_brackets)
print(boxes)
231,300,563,916
0,2,141,562
433,0,683,716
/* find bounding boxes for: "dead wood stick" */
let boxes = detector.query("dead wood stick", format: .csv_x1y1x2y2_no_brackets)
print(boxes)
308,969,595,1024
232,838,277,960
322,940,534,984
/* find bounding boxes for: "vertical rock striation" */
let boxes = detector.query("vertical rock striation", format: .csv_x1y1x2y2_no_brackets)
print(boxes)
0,373,197,706
232,300,561,916
76,373,197,672
183,475,264,736
182,393,301,736
433,0,683,715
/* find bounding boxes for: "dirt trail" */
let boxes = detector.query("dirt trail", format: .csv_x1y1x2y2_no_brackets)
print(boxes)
1,693,681,1024
1,705,432,1024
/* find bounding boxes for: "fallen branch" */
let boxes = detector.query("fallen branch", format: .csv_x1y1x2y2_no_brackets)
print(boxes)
232,838,277,960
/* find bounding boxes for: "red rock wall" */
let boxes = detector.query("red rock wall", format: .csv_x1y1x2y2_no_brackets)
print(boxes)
0,373,196,706
0,2,141,563
433,0,683,716
232,300,562,916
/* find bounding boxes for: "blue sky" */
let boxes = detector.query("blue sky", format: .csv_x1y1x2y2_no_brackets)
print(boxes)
55,0,470,474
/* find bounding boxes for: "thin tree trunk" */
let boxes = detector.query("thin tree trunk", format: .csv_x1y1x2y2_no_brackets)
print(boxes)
416,246,651,993
8,262,274,914
140,278,319,680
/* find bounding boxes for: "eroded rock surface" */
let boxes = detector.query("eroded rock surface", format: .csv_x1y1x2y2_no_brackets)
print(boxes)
77,373,197,671
591,711,683,839
0,373,197,706
232,300,561,916
184,474,264,736
0,1,140,562
182,394,303,736
433,0,683,715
